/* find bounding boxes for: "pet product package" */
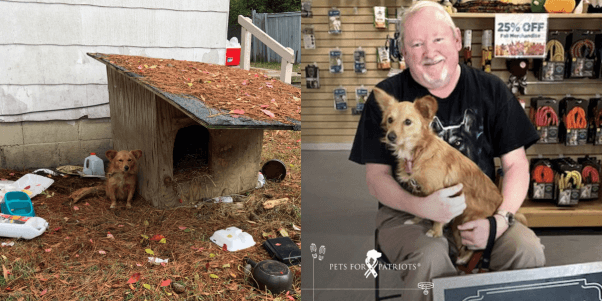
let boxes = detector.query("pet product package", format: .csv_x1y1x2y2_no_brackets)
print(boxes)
562,97,589,146
537,31,569,81
552,158,583,206
354,47,367,74
328,8,342,34
373,6,387,29
355,85,369,113
305,64,320,89
377,46,391,70
530,159,555,200
530,97,560,144
333,86,348,111
302,25,316,49
568,30,596,79
301,0,313,18
588,96,602,145
329,48,344,73
577,156,600,200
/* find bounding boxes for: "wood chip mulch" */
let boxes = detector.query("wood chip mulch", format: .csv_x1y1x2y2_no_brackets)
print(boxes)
102,54,301,125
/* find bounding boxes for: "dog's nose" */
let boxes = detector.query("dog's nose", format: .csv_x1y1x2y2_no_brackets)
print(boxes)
387,132,397,142
124,166,129,171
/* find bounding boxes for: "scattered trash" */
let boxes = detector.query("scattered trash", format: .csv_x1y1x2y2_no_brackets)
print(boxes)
210,227,255,252
244,257,293,294
56,165,83,176
32,169,58,177
1,191,35,217
261,159,287,182
0,214,48,240
1,241,14,247
263,198,289,210
81,153,105,178
209,196,233,203
148,257,169,265
293,224,301,231
256,172,266,189
0,181,17,201
9,173,54,199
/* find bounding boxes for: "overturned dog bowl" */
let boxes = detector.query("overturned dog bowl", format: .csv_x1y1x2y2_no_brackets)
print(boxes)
261,160,287,182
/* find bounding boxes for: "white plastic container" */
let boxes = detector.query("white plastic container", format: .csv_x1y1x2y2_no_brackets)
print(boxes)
210,227,255,252
0,214,48,239
83,153,105,177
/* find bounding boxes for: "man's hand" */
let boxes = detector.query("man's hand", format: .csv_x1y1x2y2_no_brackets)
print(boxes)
420,184,467,224
457,215,509,250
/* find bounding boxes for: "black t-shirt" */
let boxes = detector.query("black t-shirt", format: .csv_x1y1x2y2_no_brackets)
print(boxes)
349,64,539,181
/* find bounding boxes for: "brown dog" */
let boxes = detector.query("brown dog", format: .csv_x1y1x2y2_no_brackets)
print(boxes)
373,88,524,265
70,149,142,209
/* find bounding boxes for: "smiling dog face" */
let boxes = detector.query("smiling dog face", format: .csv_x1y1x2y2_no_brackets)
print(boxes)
106,150,142,174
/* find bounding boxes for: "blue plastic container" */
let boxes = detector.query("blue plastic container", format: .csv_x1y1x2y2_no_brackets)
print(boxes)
1,191,35,217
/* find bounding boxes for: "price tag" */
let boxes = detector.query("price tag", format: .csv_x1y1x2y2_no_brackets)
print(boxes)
494,14,548,58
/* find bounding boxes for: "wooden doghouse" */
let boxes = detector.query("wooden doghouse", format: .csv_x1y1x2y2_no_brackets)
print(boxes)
88,53,300,208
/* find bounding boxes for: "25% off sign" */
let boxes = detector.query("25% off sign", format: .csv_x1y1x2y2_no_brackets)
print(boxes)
494,14,548,58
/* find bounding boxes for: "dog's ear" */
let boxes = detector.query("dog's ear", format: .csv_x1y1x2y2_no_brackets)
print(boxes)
372,87,397,113
130,150,143,160
105,150,117,161
431,116,444,134
414,95,438,121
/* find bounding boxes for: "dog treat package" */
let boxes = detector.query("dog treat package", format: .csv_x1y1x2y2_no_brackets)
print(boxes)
577,156,601,200
530,159,555,200
552,158,583,206
588,96,602,145
354,85,369,113
568,30,596,79
302,25,316,50
329,48,344,73
561,97,589,146
301,0,313,18
530,97,560,144
373,6,387,29
377,46,391,70
305,64,320,89
328,7,342,34
333,86,348,111
354,47,367,74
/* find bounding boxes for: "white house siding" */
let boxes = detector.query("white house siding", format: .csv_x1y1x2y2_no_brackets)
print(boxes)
0,0,230,169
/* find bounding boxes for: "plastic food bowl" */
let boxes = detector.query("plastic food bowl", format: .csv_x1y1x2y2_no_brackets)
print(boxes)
1,191,35,217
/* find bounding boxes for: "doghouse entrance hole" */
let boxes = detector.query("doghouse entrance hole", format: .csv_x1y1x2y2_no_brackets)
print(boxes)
173,125,210,181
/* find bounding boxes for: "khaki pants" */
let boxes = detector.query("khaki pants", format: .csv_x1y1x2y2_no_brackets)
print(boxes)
376,206,546,301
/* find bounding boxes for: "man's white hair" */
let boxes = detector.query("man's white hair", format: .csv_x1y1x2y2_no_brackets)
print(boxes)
398,1,458,52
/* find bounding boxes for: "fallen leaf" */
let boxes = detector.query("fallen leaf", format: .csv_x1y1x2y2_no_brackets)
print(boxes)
24,185,30,190
222,264,231,268
261,104,269,108
209,274,219,279
150,234,165,241
230,109,245,115
137,65,143,70
136,263,143,267
160,279,171,287
107,233,114,239
40,289,47,296
145,249,154,255
73,206,79,211
209,253,216,258
144,220,149,226
45,248,51,252
159,238,166,244
99,250,106,254
141,234,149,239
178,226,187,230
2,264,8,279
143,283,151,290
222,244,228,252
187,83,193,87
261,109,275,118
127,273,141,284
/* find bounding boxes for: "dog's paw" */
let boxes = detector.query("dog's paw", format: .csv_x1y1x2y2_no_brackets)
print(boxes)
426,229,443,238
455,256,469,266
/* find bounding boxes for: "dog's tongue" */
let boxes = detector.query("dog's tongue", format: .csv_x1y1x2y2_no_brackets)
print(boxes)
405,159,412,174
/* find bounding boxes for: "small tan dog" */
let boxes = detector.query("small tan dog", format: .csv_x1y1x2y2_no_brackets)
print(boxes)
373,88,524,265
70,149,142,209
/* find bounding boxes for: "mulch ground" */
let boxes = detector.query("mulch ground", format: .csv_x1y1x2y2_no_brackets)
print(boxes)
0,130,301,300
101,54,301,125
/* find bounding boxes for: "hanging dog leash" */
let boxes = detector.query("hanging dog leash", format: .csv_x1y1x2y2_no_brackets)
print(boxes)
457,216,497,274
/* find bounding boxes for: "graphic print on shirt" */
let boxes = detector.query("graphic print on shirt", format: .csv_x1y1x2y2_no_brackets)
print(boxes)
431,109,491,177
